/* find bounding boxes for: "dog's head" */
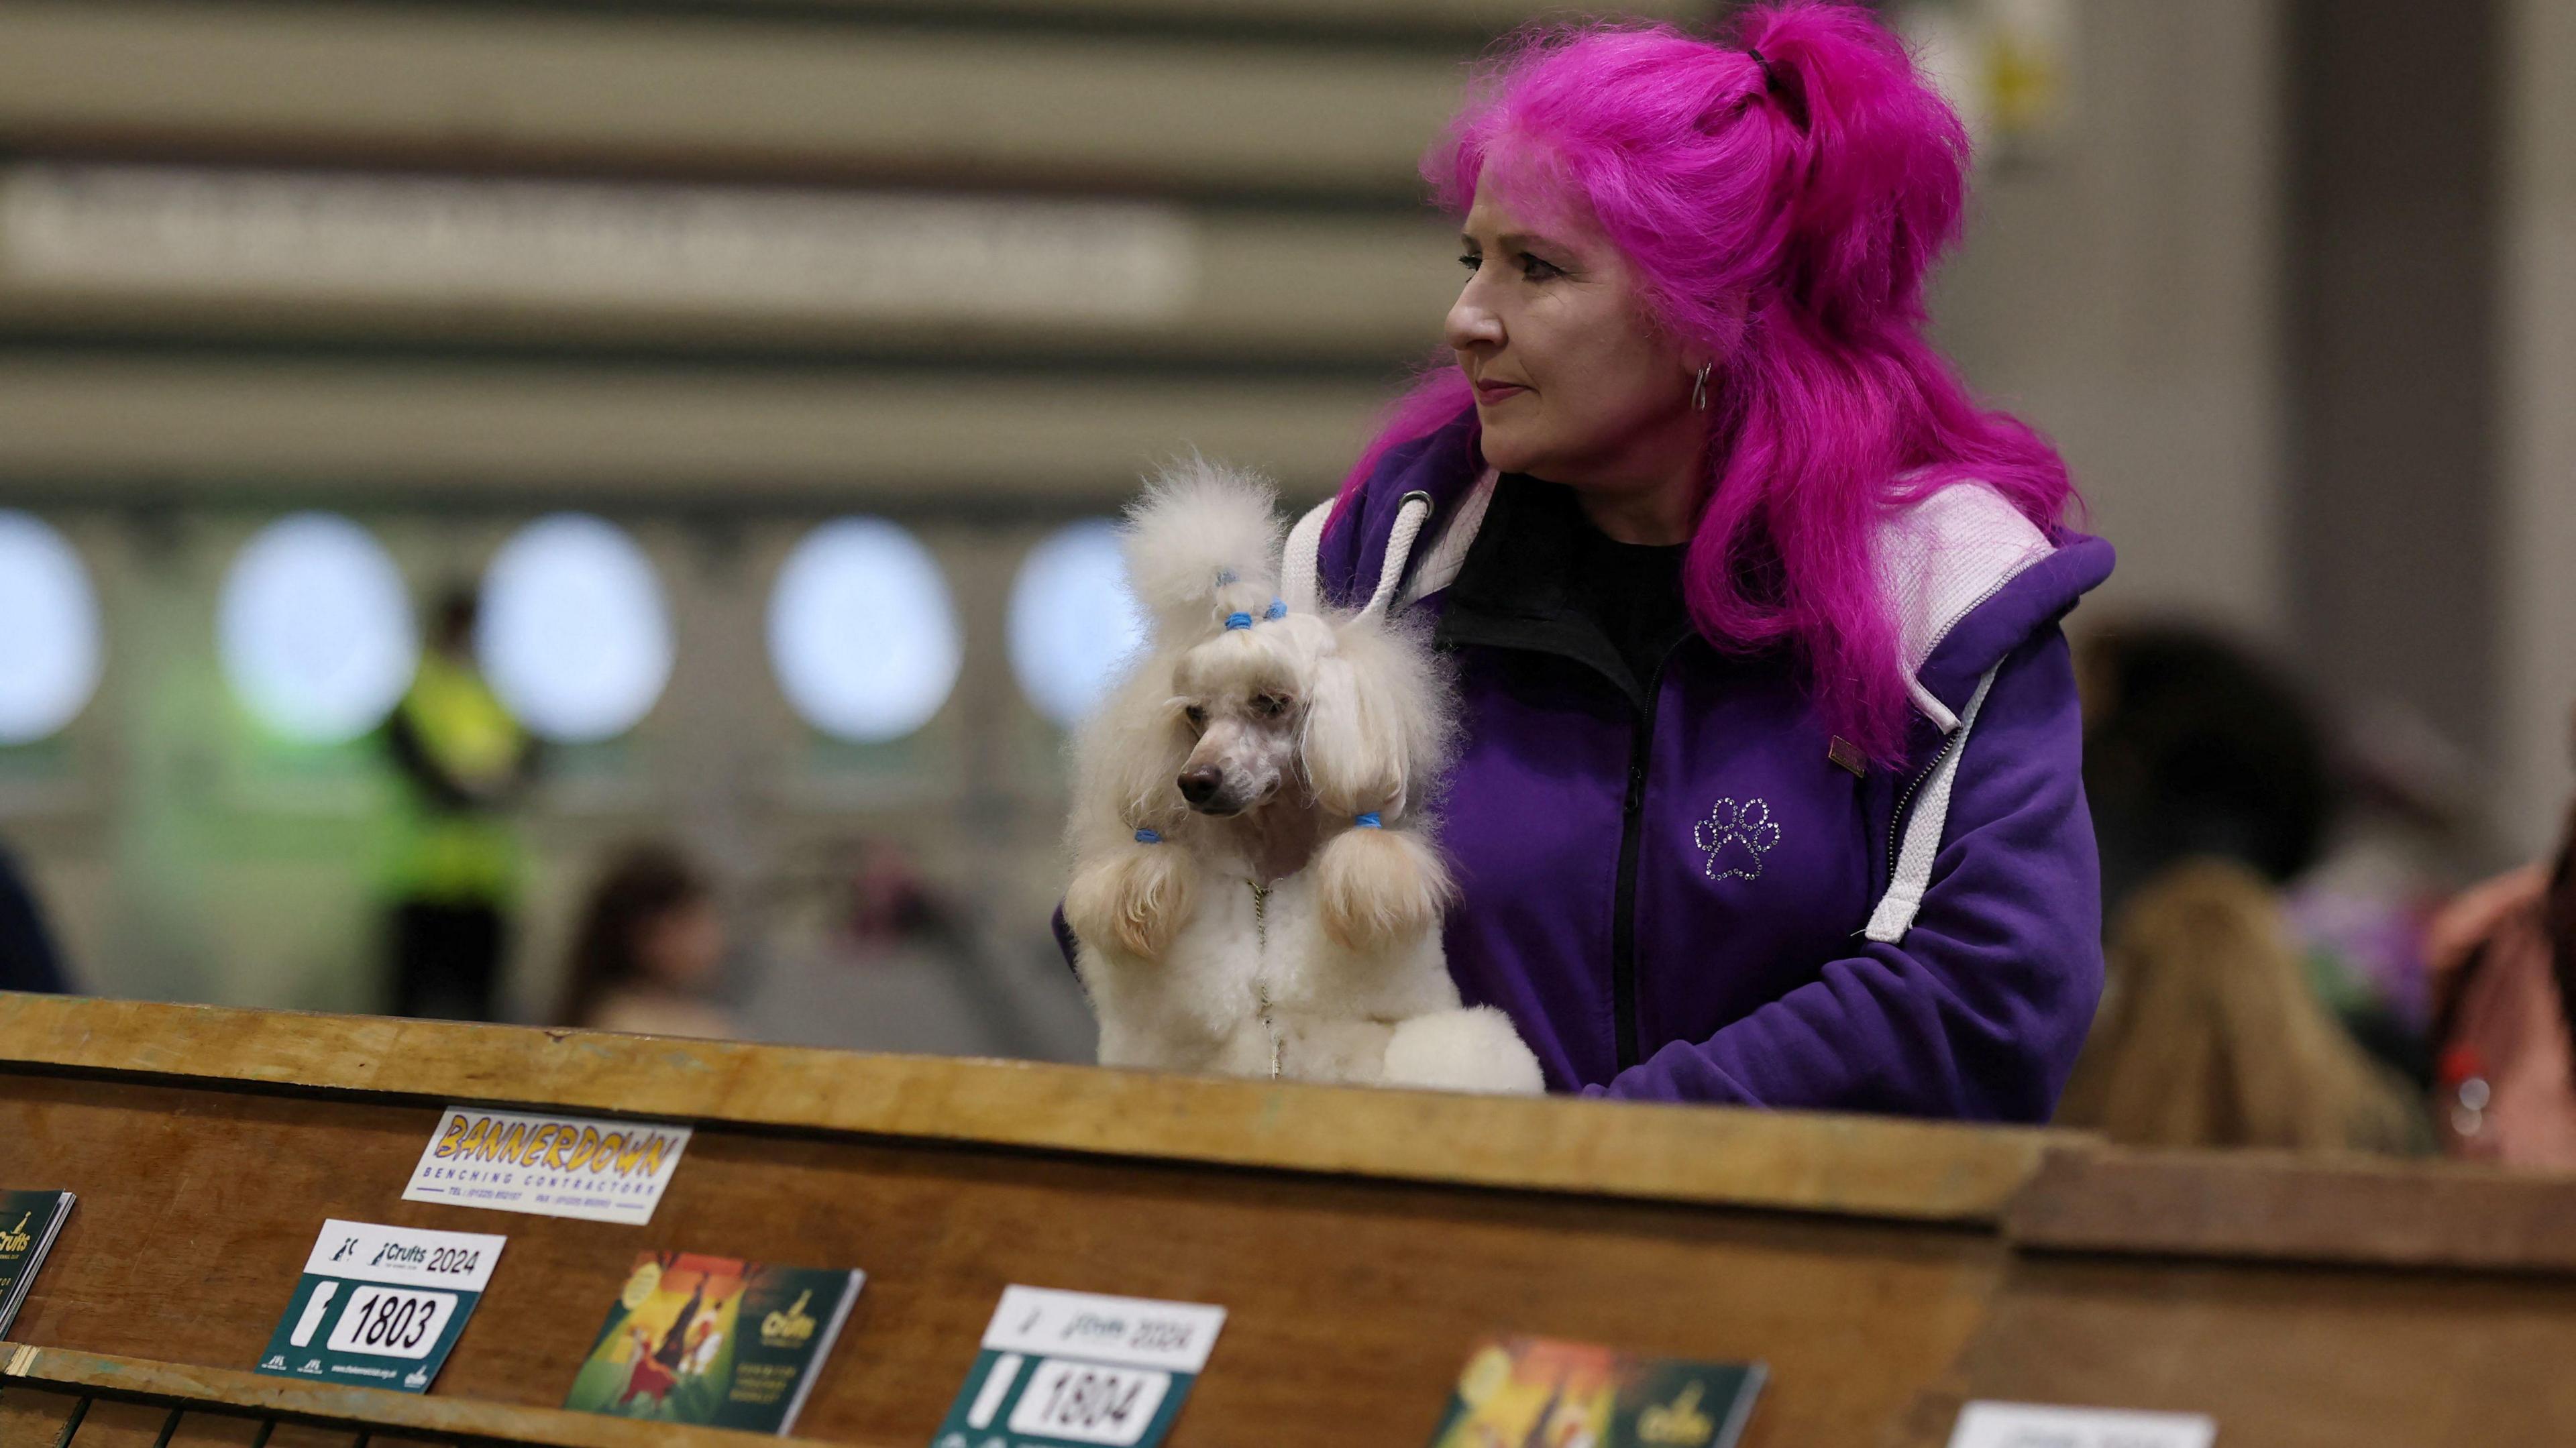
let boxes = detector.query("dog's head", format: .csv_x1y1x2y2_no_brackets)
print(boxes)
1142,536,1455,829
1167,612,1334,816
1073,457,1462,960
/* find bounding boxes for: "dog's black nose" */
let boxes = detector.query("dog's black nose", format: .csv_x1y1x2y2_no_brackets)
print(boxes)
1178,766,1222,805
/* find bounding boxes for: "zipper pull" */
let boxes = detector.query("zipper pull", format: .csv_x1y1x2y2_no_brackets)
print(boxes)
1624,761,1646,813
1828,736,1868,777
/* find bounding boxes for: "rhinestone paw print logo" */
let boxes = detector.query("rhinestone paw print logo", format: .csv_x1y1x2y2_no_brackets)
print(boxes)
1693,797,1780,882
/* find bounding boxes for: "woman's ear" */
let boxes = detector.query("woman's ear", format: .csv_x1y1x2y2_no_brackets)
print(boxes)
1693,288,1754,376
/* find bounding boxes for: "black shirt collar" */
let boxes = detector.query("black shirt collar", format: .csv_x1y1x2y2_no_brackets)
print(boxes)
1433,474,1695,711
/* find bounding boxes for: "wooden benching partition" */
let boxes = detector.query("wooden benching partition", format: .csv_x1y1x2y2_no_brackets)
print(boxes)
4,993,2575,1447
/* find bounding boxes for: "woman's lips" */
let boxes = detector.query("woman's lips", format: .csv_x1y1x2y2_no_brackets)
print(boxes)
1474,381,1529,403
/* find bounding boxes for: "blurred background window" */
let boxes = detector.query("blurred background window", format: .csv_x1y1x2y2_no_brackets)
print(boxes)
1008,520,1147,728
767,517,961,743
217,512,416,745
477,514,673,745
0,512,103,745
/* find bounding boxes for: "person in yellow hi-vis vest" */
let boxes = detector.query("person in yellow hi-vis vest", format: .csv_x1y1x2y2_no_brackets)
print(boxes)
382,586,538,1020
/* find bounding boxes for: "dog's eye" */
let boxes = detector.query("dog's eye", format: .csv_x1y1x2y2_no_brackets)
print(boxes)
1183,704,1207,729
1253,693,1291,718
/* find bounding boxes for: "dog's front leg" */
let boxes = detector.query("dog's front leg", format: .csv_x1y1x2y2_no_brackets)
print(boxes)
1065,846,1197,962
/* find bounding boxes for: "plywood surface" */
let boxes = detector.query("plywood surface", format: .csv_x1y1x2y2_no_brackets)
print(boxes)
60,1400,168,1448
3,1347,854,1448
162,1417,266,1448
0,1388,83,1448
0,993,2059,1224
3,1071,2004,1448
258,1429,354,1448
1893,1255,2576,1448
2010,1144,2576,1272
20,996,2576,1446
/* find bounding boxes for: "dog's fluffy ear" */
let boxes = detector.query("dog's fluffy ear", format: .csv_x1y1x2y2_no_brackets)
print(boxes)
1302,610,1459,952
1073,653,1197,830
1301,611,1456,818
1120,457,1285,643
1313,824,1454,954
1066,844,1197,962
1063,650,1200,960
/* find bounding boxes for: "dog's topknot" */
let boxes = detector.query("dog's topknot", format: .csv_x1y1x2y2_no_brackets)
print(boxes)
1120,457,1285,641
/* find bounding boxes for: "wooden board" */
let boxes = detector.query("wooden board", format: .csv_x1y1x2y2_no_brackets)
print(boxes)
60,1400,170,1448
1892,1254,2576,1447
0,994,2059,1223
161,1418,266,1448
14,995,2576,1446
0,1070,2004,1447
2,1348,849,1448
0,1388,85,1448
2009,1145,2576,1273
1875,1144,2576,1447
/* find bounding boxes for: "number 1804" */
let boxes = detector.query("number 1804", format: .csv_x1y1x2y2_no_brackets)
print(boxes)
1006,1359,1173,1447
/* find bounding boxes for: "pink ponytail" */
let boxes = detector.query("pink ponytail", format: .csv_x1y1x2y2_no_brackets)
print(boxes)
1335,1,2077,762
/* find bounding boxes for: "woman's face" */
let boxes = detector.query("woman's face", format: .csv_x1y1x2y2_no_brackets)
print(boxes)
1445,178,1704,490
637,899,724,993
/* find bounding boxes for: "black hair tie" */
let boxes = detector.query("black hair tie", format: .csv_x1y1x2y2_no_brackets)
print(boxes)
1746,46,1811,130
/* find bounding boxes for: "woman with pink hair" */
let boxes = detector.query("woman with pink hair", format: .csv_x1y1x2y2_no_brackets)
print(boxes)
1288,1,2110,1115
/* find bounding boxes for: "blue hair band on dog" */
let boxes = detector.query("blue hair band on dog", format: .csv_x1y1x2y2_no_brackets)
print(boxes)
1264,598,1287,620
1224,612,1254,630
1353,812,1383,829
1134,828,1163,844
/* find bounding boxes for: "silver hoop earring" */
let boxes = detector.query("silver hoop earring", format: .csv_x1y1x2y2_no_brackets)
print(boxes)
1690,364,1711,413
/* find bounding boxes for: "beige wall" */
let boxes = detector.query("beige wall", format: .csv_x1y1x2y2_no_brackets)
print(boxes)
2498,0,2576,855
0,0,1580,1027
32,0,2576,1015
1933,0,2290,642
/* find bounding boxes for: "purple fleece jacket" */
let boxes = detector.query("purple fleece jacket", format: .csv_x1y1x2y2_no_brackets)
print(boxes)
1311,414,2110,1119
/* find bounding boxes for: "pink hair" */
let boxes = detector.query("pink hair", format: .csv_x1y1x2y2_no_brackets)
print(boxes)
1335,1,2078,763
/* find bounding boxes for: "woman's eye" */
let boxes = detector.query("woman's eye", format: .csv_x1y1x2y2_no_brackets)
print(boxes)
1458,252,1481,276
1519,254,1563,280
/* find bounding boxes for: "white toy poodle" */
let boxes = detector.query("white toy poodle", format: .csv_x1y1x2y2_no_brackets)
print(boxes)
1062,461,1544,1094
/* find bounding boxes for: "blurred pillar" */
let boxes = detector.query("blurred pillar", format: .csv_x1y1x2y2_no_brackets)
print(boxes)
2496,0,2576,855
1930,0,2291,640
2284,0,2502,785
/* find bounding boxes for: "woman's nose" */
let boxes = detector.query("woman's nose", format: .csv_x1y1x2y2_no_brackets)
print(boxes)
1445,285,1503,353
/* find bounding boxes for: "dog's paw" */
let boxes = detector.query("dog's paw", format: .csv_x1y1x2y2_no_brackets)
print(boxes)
1382,1006,1545,1095
1066,848,1193,963
1315,826,1452,953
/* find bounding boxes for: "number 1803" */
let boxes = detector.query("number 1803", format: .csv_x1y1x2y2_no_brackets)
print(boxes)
325,1285,458,1359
